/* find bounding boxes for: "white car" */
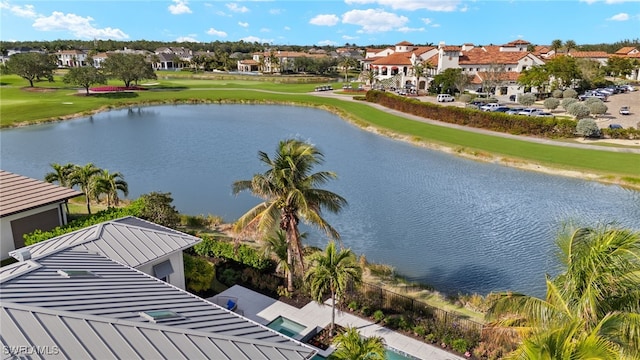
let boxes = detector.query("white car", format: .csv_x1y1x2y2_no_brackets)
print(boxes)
518,108,543,116
480,103,501,111
619,106,630,115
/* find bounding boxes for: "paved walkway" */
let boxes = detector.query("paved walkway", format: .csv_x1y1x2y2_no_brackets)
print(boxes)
208,285,465,360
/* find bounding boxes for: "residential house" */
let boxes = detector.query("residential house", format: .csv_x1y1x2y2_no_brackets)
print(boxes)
238,50,327,73
0,170,82,260
614,47,640,81
567,50,610,66
1,217,316,359
56,49,88,67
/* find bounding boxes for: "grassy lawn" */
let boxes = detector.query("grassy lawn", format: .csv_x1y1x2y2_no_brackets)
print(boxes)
2,72,639,184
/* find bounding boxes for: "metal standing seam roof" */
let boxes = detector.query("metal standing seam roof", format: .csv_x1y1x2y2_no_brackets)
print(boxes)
0,170,83,217
0,249,316,359
9,216,201,268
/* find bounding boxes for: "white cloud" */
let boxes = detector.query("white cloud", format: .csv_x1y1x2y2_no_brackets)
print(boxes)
269,8,282,15
422,18,432,25
207,28,228,37
342,9,409,33
168,0,192,15
176,36,199,42
318,40,338,46
1,1,37,18
397,26,424,33
260,28,270,32
284,26,291,30
608,12,629,20
238,21,249,27
342,35,359,40
227,3,249,13
345,0,460,12
32,11,129,39
310,14,340,26
240,35,273,43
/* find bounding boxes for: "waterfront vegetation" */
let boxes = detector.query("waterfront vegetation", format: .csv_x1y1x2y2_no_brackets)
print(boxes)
1,72,639,189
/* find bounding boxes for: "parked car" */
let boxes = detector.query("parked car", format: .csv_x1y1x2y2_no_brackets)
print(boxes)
619,106,630,115
436,94,455,102
518,108,543,116
622,84,636,92
506,107,524,115
578,93,607,101
609,124,623,129
491,106,511,113
480,103,502,111
533,112,555,118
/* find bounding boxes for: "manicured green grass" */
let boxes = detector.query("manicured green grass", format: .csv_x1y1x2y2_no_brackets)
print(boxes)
2,73,638,181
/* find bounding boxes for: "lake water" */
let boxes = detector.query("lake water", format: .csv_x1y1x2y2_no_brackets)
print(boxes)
2,104,639,297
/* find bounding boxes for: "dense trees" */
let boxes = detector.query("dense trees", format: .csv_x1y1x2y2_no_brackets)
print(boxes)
487,225,640,359
136,192,180,228
233,139,347,292
5,52,58,87
330,327,385,360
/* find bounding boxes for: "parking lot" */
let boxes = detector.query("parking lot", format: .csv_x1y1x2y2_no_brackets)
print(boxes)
418,89,639,129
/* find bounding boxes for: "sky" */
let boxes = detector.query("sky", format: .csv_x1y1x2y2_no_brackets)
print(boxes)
1,0,639,47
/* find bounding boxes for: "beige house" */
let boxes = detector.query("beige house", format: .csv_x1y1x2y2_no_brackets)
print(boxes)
0,170,82,260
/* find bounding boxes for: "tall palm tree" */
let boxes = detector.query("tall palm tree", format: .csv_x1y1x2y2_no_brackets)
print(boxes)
565,40,577,55
550,39,563,54
94,169,128,207
69,163,102,214
44,162,75,188
233,139,347,292
304,241,362,335
330,326,385,360
486,225,640,359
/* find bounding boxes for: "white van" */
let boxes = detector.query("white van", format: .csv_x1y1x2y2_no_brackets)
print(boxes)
436,94,455,102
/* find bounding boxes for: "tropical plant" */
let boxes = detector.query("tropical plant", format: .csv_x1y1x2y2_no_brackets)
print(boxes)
183,253,214,293
94,169,129,207
486,225,640,360
261,229,291,279
329,326,385,360
304,241,362,335
69,163,102,214
232,138,347,292
44,162,76,188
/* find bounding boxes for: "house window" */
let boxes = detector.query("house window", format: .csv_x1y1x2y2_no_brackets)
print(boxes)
153,260,174,282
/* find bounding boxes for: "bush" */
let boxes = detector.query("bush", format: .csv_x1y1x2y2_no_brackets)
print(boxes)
183,254,214,293
219,268,240,286
576,118,601,138
567,102,591,119
136,192,180,228
552,89,563,98
563,88,577,99
586,100,607,117
543,97,560,110
360,305,373,316
373,310,385,322
562,98,578,111
348,301,359,311
413,325,427,337
517,93,536,106
194,236,274,271
452,338,469,353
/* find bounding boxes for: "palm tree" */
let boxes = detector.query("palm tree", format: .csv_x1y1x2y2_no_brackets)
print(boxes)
486,225,640,359
330,326,385,360
69,163,102,214
339,57,358,82
565,40,577,55
550,39,563,54
304,241,362,335
261,229,291,281
233,139,347,292
44,162,75,188
94,169,128,207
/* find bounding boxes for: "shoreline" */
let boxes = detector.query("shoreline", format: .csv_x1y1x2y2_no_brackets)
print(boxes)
3,91,639,190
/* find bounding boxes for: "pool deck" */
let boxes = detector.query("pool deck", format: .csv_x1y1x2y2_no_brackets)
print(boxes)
208,285,465,360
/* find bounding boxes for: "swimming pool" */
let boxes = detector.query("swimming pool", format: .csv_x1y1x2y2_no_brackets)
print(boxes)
266,316,306,338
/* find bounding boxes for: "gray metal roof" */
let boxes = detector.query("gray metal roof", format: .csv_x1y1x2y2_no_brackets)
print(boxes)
0,248,316,359
9,216,201,268
0,170,82,217
1,302,315,360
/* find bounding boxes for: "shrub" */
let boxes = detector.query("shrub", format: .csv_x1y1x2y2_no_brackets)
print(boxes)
452,339,469,353
360,305,373,316
576,118,601,138
517,93,536,106
567,102,591,119
219,268,239,286
562,98,578,111
373,310,385,322
136,192,180,228
543,98,560,110
586,100,607,118
552,89,563,98
348,301,359,311
413,325,427,337
563,88,578,99
183,254,214,293
194,236,274,271
458,94,473,103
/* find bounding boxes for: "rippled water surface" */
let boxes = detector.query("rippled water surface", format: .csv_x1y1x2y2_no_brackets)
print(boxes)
2,104,639,297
